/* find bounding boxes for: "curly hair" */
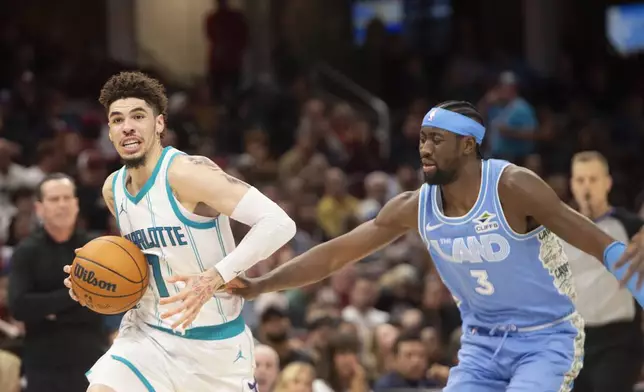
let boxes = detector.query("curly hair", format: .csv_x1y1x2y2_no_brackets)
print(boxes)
99,71,168,117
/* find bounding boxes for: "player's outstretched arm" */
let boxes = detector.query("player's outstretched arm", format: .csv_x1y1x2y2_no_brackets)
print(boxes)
229,190,419,298
159,155,296,329
501,165,644,293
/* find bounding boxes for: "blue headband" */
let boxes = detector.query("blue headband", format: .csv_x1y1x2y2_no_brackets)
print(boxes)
421,107,485,144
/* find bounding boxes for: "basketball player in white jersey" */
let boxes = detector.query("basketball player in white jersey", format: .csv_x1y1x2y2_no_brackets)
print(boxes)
62,71,296,392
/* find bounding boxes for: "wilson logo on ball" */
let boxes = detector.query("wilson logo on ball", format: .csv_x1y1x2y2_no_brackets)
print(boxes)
74,264,118,292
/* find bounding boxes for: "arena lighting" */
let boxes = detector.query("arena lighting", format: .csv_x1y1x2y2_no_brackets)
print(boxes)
607,2,644,56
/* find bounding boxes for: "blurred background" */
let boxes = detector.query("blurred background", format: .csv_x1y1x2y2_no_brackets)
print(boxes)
1,0,644,391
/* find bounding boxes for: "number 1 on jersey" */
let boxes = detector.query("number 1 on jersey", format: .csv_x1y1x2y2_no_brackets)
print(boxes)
470,270,495,295
145,254,169,298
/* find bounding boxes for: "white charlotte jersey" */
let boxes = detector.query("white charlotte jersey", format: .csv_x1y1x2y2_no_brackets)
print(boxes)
111,146,244,335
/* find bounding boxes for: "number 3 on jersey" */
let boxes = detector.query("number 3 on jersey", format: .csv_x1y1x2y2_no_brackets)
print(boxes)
470,270,495,295
145,254,169,298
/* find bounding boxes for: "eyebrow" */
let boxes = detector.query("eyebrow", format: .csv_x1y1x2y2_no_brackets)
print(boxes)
108,107,147,118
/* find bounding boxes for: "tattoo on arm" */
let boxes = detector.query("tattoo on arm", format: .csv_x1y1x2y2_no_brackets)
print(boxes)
187,156,250,188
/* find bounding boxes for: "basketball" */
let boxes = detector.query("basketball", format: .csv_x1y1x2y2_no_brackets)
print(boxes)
71,236,149,315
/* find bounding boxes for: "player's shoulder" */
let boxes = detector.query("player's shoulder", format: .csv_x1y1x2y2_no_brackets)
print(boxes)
495,163,555,209
376,190,419,228
166,154,225,192
102,170,120,195
168,154,221,175
498,163,541,191
389,190,420,205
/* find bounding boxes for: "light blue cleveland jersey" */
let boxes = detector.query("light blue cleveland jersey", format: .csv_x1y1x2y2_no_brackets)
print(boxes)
111,146,243,333
418,159,576,328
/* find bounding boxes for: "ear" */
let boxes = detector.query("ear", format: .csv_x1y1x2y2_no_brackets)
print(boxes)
156,114,165,136
606,174,613,193
463,137,477,156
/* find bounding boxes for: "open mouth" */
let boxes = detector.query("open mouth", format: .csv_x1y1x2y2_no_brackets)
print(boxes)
121,138,142,153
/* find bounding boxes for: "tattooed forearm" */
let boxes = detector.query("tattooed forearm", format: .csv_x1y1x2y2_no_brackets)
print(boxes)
187,156,250,188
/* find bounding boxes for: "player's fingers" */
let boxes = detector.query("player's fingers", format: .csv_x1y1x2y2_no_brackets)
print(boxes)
63,265,71,274
229,287,246,296
171,307,195,330
614,244,637,269
64,277,72,289
227,278,248,289
160,304,186,320
159,290,189,305
620,263,637,288
74,248,82,254
165,275,190,284
69,288,81,304
637,272,644,290
179,308,199,330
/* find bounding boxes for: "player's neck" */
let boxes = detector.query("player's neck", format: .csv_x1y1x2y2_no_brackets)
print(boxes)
441,159,482,211
128,145,164,189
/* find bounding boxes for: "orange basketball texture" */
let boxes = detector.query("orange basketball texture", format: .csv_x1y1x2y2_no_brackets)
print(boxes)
71,236,149,315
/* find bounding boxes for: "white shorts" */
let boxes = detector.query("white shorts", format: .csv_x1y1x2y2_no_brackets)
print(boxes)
86,312,257,392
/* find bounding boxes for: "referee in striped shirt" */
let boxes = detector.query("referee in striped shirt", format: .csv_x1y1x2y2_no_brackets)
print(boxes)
565,151,643,392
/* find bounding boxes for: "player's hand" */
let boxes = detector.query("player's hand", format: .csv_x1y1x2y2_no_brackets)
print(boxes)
225,276,265,300
615,228,644,289
159,268,225,330
62,264,81,303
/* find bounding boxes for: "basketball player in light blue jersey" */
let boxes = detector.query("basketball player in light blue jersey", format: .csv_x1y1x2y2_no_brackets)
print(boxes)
62,71,296,392
230,100,644,391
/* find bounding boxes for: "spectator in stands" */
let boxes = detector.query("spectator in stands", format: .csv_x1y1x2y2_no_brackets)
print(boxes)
565,151,643,392
204,0,249,100
420,274,461,346
257,305,315,369
391,112,423,170
304,314,338,363
319,332,370,392
1,187,35,244
357,171,390,222
22,140,65,189
317,168,359,239
274,361,317,392
0,265,23,353
342,275,389,342
0,267,22,392
374,330,441,390
479,71,538,161
399,308,424,332
8,173,106,392
278,131,316,182
0,139,29,221
0,348,20,392
343,117,382,175
75,150,109,234
255,344,280,392
368,323,399,378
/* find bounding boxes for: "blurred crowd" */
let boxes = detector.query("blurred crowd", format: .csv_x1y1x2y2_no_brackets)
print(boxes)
1,6,644,392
